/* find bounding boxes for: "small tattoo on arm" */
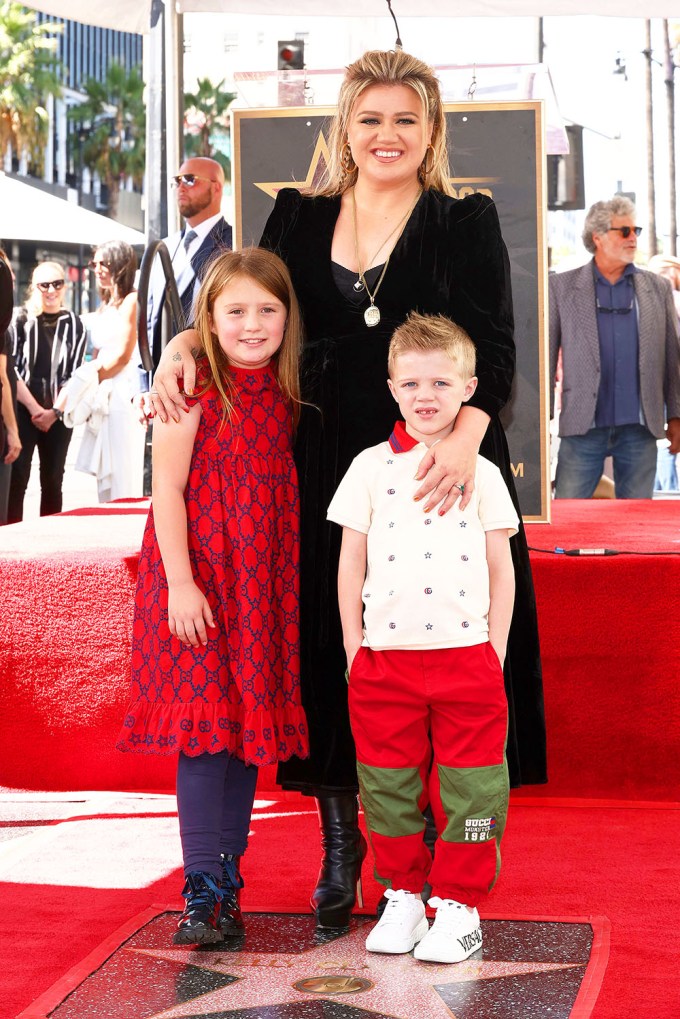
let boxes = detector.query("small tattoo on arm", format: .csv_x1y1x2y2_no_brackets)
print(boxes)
172,353,182,362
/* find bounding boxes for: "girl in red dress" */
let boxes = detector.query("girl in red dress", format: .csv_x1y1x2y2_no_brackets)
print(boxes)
117,248,308,944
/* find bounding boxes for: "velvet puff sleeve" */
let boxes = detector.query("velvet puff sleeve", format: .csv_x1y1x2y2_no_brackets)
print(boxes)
441,192,515,419
259,188,304,260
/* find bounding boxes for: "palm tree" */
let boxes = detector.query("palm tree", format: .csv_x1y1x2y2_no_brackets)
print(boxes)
71,61,145,217
0,2,61,175
183,77,236,179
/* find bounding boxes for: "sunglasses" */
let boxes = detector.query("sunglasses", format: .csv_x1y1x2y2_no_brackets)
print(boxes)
608,226,642,238
36,279,65,292
88,260,110,270
170,173,216,188
596,296,635,315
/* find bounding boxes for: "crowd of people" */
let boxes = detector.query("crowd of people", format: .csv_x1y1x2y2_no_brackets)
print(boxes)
1,44,678,965
0,243,148,524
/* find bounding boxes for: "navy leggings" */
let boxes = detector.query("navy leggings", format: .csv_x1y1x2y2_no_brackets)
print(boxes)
176,750,258,881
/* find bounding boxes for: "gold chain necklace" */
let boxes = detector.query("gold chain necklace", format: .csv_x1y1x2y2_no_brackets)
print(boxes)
351,187,422,328
351,200,419,295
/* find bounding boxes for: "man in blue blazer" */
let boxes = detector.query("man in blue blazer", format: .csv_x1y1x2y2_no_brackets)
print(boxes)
147,157,232,370
549,195,680,498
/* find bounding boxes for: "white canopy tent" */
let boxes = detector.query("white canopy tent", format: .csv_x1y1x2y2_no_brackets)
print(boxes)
21,1,680,34
0,173,145,245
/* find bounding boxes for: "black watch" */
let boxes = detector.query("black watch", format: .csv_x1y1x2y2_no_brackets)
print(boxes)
52,407,64,422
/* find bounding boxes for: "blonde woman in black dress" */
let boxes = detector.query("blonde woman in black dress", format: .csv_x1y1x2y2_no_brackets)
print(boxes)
150,49,546,929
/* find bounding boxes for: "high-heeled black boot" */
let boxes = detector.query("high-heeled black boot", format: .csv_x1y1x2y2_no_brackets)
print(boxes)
311,794,367,928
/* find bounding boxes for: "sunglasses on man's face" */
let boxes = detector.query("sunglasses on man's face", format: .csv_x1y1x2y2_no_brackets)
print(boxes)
36,279,65,292
608,226,643,238
170,173,215,188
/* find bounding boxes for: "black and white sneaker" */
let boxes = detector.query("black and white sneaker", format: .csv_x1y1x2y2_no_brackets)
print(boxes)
414,897,482,963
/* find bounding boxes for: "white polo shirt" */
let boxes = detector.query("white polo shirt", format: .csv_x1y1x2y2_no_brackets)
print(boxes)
327,422,519,651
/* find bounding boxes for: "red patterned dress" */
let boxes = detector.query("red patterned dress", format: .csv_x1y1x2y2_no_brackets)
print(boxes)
117,363,308,766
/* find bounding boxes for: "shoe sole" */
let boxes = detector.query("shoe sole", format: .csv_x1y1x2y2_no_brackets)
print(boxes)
314,908,351,929
414,925,483,963
366,916,429,954
173,927,224,945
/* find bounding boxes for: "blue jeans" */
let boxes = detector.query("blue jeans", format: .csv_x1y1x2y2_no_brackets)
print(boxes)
555,424,658,499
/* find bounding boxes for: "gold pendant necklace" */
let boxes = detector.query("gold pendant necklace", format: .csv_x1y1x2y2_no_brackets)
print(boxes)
351,187,422,328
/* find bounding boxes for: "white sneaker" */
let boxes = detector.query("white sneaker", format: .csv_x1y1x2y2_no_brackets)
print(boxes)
365,888,429,954
413,897,482,963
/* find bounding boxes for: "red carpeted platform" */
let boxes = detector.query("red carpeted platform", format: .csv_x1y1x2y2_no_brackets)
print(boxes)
1,499,678,799
523,500,680,801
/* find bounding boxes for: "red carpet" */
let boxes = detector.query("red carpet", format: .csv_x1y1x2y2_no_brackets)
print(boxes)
2,499,678,1014
2,499,679,799
2,795,678,1019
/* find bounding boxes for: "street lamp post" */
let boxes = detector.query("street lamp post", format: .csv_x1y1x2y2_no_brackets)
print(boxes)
76,126,89,315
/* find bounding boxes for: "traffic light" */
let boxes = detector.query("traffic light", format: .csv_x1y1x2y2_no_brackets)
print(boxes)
277,40,304,71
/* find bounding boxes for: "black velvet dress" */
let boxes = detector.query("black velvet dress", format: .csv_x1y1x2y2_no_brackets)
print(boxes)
260,187,547,793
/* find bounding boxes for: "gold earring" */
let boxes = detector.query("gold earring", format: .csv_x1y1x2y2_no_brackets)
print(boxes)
340,141,356,174
418,144,435,184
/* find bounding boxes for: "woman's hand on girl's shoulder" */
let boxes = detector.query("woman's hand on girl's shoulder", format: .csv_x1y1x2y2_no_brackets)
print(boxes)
151,328,200,423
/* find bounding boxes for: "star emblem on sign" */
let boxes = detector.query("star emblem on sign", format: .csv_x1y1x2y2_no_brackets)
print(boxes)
130,918,582,1019
253,131,331,198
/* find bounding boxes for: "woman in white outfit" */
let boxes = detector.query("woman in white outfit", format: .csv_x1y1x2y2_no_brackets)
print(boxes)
86,240,145,503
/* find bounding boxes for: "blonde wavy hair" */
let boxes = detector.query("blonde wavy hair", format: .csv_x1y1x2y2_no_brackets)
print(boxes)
388,312,476,379
192,248,303,430
316,49,453,198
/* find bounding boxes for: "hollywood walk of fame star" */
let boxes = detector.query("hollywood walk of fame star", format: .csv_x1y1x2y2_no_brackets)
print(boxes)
254,131,331,199
129,919,582,1019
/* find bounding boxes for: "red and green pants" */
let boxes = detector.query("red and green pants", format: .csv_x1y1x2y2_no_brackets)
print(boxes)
348,643,509,907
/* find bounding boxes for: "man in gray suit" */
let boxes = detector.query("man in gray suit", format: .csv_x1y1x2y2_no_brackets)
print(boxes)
549,195,680,498
146,156,232,371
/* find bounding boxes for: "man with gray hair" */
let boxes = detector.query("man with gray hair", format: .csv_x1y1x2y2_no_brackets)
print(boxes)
549,195,680,498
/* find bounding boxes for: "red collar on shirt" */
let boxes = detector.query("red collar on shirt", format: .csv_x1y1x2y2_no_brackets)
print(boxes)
388,420,420,453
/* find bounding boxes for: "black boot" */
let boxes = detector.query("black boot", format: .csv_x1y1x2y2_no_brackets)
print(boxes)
311,795,367,928
173,872,223,945
220,853,246,936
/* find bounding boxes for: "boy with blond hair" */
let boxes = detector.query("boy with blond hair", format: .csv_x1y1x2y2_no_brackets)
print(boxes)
327,312,518,964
